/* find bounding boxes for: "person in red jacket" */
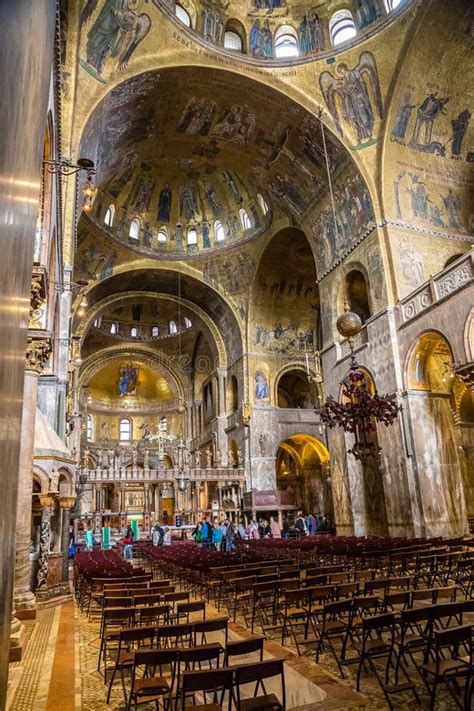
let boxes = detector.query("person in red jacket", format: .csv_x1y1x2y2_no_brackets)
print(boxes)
122,525,133,560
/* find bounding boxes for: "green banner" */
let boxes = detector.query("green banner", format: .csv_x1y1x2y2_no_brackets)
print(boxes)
102,526,110,550
131,519,139,541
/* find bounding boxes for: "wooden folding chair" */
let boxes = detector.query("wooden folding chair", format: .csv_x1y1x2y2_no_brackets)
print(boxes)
128,648,179,710
180,667,234,711
234,658,286,711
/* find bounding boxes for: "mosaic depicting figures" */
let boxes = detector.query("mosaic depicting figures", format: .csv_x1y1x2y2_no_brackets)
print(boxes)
354,0,383,29
80,0,152,81
299,13,324,55
390,89,472,161
309,167,374,275
320,52,384,148
177,99,216,135
202,6,224,45
118,363,139,396
254,367,269,402
210,105,257,147
249,19,273,59
393,171,467,232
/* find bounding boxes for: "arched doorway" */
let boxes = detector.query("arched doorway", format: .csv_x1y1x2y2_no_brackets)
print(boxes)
275,434,331,516
277,369,313,408
406,331,469,536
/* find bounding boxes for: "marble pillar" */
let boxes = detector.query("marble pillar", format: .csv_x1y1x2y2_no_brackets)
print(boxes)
14,341,51,618
36,494,55,590
59,497,75,584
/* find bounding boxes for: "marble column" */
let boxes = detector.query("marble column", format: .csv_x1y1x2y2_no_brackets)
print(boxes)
13,339,51,618
217,368,227,416
36,494,55,590
59,497,76,584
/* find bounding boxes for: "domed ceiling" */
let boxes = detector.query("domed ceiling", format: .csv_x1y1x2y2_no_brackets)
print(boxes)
154,0,410,64
79,66,347,259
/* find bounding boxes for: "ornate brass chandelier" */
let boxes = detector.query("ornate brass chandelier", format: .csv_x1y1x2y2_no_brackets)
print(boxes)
320,301,400,461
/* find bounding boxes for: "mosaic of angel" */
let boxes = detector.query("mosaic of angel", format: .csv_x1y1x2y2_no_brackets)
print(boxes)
81,0,151,79
319,52,384,145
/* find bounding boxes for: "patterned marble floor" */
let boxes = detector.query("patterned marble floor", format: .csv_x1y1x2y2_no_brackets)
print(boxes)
7,594,468,710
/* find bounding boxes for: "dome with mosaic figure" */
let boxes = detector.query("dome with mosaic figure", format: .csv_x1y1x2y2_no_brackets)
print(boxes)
92,160,270,258
158,0,411,63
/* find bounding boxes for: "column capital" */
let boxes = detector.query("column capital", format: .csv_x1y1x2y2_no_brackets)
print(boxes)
59,495,76,510
216,368,227,379
37,493,56,509
25,337,51,373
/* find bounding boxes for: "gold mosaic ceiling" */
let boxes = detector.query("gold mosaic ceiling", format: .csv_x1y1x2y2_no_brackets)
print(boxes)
78,66,347,258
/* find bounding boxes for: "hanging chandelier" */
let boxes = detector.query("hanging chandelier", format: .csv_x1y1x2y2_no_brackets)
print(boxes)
320,301,400,461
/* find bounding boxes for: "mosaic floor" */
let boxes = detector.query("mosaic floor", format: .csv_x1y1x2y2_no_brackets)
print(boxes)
7,590,470,710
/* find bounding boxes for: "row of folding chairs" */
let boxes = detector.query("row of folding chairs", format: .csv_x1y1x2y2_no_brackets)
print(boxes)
314,602,474,711
107,635,284,711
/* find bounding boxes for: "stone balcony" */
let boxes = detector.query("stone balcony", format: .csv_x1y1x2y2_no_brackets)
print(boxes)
400,248,473,326
84,466,247,483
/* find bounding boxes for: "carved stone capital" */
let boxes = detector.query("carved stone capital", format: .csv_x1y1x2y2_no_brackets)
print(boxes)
25,337,51,373
59,496,76,510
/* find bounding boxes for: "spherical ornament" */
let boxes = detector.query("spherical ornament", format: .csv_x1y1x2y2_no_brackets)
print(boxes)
177,403,185,414
336,309,362,339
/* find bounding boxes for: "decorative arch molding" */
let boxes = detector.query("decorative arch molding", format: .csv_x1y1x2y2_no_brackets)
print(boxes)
79,345,188,404
333,260,373,311
57,467,74,496
76,290,228,368
403,328,454,392
272,363,313,404
33,466,51,493
275,433,330,464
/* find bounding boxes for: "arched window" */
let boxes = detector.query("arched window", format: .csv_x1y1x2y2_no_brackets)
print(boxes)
169,320,177,335
129,217,140,240
104,204,115,227
257,193,269,215
130,326,138,338
339,270,371,324
175,4,191,27
87,415,93,441
110,322,118,335
329,10,357,45
384,0,402,10
224,30,243,52
151,325,159,337
274,25,299,58
214,220,225,241
157,227,167,242
159,416,167,433
93,318,100,328
119,418,131,442
184,316,192,329
239,208,251,230
187,227,197,246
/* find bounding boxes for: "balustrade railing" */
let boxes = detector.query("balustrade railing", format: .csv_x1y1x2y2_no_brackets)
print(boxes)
400,248,473,325
83,466,246,483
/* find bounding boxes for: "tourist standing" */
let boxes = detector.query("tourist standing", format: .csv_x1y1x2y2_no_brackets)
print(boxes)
163,527,172,546
122,525,133,560
193,521,203,546
225,519,235,551
85,524,94,551
212,522,223,551
270,516,280,538
238,519,247,540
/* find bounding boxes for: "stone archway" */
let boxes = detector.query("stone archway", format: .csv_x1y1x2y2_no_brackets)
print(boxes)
405,330,469,536
275,434,331,516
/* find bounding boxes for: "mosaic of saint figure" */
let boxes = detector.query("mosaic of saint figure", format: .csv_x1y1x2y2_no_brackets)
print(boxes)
254,370,269,400
118,363,138,397
179,185,198,220
157,184,172,222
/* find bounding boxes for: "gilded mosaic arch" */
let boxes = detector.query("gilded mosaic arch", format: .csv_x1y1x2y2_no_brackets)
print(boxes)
75,290,228,368
79,345,187,403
